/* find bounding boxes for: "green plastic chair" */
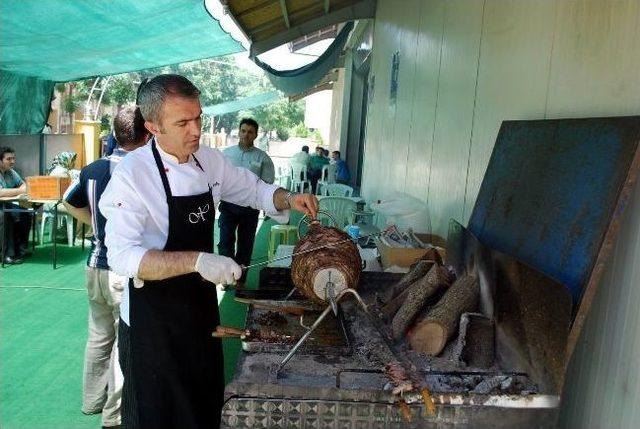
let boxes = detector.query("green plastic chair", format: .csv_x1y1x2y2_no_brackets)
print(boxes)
324,183,354,197
318,196,358,229
268,224,298,260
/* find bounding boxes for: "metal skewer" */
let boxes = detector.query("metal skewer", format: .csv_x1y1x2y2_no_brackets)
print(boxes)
242,231,382,271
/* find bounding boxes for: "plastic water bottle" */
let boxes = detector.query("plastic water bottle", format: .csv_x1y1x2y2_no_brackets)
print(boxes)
346,224,360,240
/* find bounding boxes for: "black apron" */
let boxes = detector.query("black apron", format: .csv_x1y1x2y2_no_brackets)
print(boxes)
123,141,223,428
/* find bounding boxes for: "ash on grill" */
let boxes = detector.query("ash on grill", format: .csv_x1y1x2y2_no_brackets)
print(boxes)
252,328,295,344
255,311,288,327
343,297,538,396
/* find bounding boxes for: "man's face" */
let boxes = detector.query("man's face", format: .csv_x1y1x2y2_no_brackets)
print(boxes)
315,148,323,156
331,152,339,161
0,152,16,172
239,123,257,147
145,95,202,160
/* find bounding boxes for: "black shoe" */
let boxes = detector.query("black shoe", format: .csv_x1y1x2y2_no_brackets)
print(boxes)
19,249,33,258
4,256,24,265
102,426,121,429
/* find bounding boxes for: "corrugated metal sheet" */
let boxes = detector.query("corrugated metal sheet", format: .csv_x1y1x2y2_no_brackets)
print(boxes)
361,1,640,427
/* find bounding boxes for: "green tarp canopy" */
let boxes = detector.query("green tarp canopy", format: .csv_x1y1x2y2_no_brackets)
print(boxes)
202,91,281,116
0,0,243,134
252,22,353,96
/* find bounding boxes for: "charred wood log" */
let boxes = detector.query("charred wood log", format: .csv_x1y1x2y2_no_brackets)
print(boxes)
378,259,434,305
408,275,479,356
453,313,494,368
390,265,454,340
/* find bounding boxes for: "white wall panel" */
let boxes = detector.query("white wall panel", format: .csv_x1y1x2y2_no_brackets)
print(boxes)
387,0,422,194
427,0,484,236
375,1,404,198
361,0,395,202
404,0,446,208
546,0,640,118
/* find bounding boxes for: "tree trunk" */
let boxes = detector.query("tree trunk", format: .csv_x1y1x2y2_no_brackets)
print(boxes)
407,275,479,356
390,265,453,340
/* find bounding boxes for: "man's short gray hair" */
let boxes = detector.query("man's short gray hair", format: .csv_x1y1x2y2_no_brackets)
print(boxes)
136,74,201,124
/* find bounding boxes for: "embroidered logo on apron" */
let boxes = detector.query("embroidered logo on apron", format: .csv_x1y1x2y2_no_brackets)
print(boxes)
188,204,210,224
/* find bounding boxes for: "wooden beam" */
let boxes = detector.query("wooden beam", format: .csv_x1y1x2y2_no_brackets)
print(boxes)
250,3,322,36
279,0,290,28
235,0,278,19
250,0,376,57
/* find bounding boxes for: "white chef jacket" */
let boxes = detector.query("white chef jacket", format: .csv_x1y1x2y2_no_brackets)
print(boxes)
99,141,289,324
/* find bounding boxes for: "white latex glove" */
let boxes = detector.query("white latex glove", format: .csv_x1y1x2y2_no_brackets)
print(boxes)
195,252,242,285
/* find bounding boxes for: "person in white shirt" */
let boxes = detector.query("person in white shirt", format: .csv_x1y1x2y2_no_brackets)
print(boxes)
99,74,318,429
289,145,310,167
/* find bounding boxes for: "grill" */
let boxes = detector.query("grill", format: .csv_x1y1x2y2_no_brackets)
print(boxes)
222,117,640,428
222,270,560,428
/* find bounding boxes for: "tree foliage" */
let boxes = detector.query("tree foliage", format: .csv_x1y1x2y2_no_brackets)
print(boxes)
61,56,307,139
104,75,137,109
245,98,304,140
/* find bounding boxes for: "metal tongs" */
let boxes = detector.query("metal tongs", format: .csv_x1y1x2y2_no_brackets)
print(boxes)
276,288,368,373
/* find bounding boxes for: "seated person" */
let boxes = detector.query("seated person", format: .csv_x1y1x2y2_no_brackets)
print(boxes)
0,146,32,264
331,150,351,184
308,146,329,193
48,151,77,177
290,145,310,168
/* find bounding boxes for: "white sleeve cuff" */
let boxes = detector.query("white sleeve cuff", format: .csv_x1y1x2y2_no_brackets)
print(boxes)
258,182,290,224
110,246,148,278
270,209,290,224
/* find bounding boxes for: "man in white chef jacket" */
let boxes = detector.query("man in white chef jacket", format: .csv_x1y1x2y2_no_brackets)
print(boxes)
99,74,318,429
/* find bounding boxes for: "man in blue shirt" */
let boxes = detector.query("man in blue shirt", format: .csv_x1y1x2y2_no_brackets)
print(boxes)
219,118,275,284
63,107,150,429
331,150,351,184
0,146,31,264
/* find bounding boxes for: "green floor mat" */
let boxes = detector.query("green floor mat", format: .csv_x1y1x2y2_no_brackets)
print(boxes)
0,212,301,428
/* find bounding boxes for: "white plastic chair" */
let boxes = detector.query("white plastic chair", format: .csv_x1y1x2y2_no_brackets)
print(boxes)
290,162,311,193
316,163,337,196
274,165,291,189
324,183,354,197
40,208,75,246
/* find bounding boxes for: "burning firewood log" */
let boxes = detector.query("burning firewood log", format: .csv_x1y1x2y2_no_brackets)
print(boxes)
291,223,362,304
407,274,479,356
385,361,436,417
390,264,454,341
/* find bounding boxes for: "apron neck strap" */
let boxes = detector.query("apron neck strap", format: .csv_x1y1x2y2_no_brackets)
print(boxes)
151,140,173,199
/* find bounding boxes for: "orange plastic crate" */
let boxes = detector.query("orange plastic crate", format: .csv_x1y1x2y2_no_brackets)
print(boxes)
26,176,71,200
